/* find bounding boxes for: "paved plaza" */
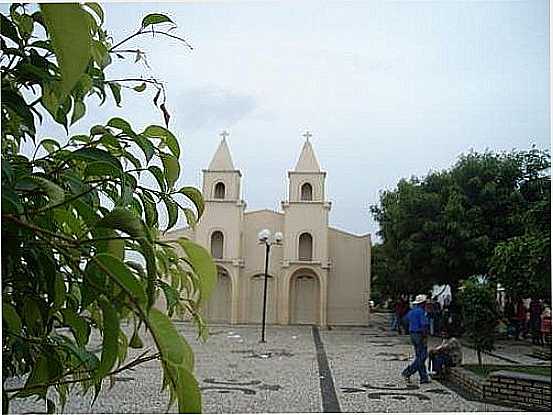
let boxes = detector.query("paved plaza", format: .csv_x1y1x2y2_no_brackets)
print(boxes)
9,313,537,413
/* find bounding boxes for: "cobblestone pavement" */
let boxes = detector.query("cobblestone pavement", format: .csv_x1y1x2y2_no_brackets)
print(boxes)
8,314,521,413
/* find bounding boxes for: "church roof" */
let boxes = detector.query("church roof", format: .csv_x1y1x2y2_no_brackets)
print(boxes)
208,137,235,170
294,138,321,172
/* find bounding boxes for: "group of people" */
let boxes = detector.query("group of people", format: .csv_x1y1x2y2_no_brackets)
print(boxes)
392,294,460,337
503,297,551,346
399,294,462,384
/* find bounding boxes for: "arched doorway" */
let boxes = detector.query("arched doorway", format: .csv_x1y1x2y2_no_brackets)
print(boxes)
289,269,320,325
207,266,232,323
247,274,277,324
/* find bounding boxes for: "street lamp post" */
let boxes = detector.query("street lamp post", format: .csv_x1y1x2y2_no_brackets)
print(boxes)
258,229,283,343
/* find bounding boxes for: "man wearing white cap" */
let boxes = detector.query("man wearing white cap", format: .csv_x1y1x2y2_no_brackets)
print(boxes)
401,294,431,384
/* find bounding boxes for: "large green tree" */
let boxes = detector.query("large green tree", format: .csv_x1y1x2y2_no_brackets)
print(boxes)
490,148,551,300
371,148,550,297
2,4,214,413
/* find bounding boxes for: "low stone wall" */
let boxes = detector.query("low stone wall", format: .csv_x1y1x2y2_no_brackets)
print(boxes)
446,367,552,410
448,367,484,398
483,370,551,410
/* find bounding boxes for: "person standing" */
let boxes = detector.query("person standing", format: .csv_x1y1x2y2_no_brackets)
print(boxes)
514,299,526,341
401,294,431,384
541,306,551,346
529,298,543,345
503,298,516,338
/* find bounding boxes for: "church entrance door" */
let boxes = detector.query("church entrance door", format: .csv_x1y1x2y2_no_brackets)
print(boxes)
207,267,232,323
247,274,276,323
290,271,319,325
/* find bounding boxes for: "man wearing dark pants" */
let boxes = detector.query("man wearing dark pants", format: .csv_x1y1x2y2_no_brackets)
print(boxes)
401,294,431,384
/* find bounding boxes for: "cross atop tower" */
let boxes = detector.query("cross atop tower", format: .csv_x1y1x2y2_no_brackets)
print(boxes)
220,130,230,140
302,130,312,141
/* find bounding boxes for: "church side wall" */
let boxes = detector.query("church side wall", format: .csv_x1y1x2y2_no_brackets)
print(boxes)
327,229,370,325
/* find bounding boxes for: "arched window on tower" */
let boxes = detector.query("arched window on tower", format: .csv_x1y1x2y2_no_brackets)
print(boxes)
214,182,226,199
211,231,224,259
300,182,313,201
298,232,313,261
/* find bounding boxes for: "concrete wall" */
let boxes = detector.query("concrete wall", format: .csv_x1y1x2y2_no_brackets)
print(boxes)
327,228,371,325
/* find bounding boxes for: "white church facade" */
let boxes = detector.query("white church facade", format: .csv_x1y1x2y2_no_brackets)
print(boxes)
168,133,371,326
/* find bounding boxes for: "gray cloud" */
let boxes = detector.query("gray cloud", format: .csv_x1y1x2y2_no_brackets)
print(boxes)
175,86,256,132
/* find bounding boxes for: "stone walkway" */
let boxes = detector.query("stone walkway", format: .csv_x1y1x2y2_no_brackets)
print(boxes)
7,314,526,413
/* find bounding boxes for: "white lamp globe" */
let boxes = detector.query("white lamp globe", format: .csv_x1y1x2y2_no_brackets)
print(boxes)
274,232,284,243
258,228,271,242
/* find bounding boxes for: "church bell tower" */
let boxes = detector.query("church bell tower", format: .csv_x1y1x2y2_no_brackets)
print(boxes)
196,131,245,323
282,132,332,267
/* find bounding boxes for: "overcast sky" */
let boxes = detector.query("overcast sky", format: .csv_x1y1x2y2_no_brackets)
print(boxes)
34,1,550,237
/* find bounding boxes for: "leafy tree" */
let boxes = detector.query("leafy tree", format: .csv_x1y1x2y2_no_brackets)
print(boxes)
459,277,500,366
371,242,430,299
371,148,550,298
490,148,551,300
2,4,214,413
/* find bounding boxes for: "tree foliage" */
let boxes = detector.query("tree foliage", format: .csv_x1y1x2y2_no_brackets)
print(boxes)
370,148,550,298
459,277,500,366
2,4,213,413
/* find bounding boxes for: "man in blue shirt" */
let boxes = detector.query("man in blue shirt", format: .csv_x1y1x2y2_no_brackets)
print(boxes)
401,294,431,384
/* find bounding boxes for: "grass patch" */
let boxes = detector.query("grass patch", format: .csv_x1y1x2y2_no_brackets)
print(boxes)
464,364,551,378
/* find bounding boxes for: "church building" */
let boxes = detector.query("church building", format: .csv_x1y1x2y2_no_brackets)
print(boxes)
169,132,371,326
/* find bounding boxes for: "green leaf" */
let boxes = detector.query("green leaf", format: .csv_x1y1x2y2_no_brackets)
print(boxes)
84,2,104,24
147,308,200,412
177,239,217,304
159,280,179,315
161,154,180,189
96,298,119,379
107,117,134,136
133,82,146,92
129,330,144,349
108,82,121,107
92,253,147,305
135,135,155,163
148,165,166,193
70,100,86,125
2,302,22,334
37,138,61,154
84,161,123,179
1,13,21,45
141,13,174,28
139,240,157,309
162,196,178,231
177,186,205,218
94,228,124,259
82,260,106,308
182,207,197,228
66,147,123,171
17,175,65,210
141,192,158,227
21,354,50,398
91,39,110,68
2,87,36,135
142,125,180,158
97,207,144,237
53,273,66,308
40,4,92,97
16,14,34,38
148,308,193,370
61,308,90,346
